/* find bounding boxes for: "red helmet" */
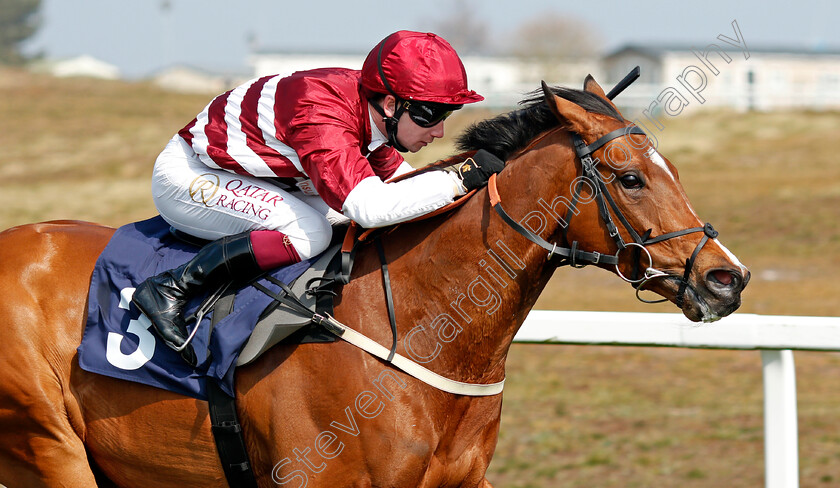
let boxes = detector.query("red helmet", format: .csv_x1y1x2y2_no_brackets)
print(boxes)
361,31,484,105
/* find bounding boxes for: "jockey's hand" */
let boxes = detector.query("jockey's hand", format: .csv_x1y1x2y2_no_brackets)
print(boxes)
456,150,505,192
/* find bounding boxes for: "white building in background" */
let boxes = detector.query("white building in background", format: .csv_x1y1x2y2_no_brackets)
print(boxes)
151,65,246,94
49,55,121,80
602,44,840,113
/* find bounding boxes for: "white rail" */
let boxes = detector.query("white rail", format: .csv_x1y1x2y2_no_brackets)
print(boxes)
513,311,840,488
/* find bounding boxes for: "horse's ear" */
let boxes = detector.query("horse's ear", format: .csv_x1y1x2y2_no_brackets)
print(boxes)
583,74,619,111
541,80,597,135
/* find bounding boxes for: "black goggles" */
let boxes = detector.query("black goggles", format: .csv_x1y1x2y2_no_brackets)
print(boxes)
402,100,461,128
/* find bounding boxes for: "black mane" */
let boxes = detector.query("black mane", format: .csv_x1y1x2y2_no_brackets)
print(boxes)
455,86,624,160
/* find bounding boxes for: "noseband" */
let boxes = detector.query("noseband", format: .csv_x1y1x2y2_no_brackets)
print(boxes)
488,125,720,308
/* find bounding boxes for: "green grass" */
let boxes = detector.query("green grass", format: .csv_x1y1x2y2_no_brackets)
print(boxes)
3,68,839,487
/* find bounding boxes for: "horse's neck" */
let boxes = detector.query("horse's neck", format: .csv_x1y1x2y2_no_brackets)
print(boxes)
392,136,577,383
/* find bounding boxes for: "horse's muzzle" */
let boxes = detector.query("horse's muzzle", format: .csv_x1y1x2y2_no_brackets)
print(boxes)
682,267,750,322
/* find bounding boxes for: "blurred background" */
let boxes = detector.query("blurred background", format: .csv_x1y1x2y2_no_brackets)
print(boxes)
2,0,839,486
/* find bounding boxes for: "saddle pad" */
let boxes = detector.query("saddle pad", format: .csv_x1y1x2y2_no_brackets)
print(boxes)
77,216,314,400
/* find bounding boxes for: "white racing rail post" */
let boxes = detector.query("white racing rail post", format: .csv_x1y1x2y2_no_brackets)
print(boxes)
762,350,799,488
514,311,840,488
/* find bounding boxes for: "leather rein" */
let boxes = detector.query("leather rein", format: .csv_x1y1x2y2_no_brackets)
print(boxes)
488,125,720,308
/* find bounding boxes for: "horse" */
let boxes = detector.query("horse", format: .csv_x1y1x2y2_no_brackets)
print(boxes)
0,77,748,487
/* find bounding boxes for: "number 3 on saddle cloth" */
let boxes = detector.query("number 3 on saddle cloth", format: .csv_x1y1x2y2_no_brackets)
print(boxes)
77,215,338,400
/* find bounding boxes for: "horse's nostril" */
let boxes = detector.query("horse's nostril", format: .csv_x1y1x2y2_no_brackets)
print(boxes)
707,269,744,290
711,269,734,286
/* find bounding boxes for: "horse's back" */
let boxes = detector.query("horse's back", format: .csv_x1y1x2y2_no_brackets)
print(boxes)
0,220,113,487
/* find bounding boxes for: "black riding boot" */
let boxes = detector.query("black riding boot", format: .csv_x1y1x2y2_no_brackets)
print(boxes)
131,231,262,366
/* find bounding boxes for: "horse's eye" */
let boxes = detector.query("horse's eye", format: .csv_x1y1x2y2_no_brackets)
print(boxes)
619,173,644,189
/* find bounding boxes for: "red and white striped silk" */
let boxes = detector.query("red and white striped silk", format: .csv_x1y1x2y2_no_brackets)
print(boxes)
176,68,404,211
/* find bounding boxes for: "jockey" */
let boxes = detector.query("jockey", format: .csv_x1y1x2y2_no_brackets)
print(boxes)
131,30,505,365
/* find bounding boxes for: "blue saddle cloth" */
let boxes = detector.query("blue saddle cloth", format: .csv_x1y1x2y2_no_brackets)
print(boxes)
77,216,313,400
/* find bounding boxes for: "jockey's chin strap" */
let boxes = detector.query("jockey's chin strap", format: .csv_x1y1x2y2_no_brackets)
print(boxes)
488,125,719,308
367,35,410,153
368,101,409,153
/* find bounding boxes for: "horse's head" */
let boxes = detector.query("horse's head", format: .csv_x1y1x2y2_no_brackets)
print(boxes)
543,77,749,322
460,76,749,322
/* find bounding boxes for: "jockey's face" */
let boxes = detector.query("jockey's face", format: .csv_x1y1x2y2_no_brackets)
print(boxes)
396,110,445,153
379,95,446,153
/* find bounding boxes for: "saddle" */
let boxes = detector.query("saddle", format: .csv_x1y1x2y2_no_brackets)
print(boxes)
236,242,340,365
167,226,343,367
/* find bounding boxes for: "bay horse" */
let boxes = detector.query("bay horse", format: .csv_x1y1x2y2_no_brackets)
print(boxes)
0,78,748,487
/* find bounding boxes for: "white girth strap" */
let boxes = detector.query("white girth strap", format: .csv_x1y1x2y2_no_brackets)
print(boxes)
318,314,505,396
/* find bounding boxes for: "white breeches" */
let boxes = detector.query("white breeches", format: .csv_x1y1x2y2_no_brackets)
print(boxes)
151,136,347,259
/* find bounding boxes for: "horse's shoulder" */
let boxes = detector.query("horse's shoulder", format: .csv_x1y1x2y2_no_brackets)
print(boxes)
0,220,114,275
1,220,114,244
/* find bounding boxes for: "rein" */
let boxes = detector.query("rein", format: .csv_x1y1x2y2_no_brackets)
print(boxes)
263,279,505,395
489,125,720,307
266,227,506,396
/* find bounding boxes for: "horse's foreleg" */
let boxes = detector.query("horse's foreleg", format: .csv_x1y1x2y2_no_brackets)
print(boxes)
0,334,99,486
0,403,98,487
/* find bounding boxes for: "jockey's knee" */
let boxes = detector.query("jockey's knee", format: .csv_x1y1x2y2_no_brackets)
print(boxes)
277,214,332,259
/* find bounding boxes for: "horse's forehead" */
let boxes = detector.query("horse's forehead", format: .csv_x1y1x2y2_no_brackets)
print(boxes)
643,147,676,182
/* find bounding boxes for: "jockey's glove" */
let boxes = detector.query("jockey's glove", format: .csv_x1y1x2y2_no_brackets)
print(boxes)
455,150,506,192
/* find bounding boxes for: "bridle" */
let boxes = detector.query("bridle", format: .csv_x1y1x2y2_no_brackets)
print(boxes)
572,127,719,307
488,121,720,309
